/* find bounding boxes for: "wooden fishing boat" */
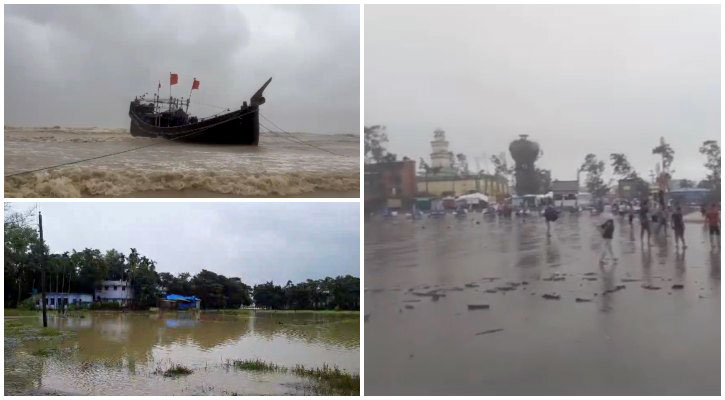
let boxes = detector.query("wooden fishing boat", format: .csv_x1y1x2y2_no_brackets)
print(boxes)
128,77,272,145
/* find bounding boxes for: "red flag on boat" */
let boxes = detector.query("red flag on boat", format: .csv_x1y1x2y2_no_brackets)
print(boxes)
170,73,178,85
192,78,200,90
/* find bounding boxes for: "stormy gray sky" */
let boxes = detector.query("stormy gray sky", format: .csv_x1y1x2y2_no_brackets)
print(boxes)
5,4,359,134
366,5,719,182
6,202,359,285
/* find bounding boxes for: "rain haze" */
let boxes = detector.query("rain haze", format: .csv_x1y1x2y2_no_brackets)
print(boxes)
6,202,360,285
5,4,360,134
365,5,719,181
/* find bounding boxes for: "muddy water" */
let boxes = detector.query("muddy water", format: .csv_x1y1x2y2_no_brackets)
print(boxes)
365,212,720,395
4,127,359,198
6,311,359,395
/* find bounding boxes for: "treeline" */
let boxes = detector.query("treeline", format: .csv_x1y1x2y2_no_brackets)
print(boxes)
4,207,359,311
252,276,360,311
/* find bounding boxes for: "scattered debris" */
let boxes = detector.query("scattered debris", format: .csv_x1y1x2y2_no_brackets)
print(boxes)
575,298,593,303
621,278,641,282
603,285,626,295
542,274,566,282
467,304,490,310
485,289,498,294
404,305,415,310
402,299,421,303
583,277,598,281
641,284,661,290
542,293,560,300
464,283,479,288
671,284,684,289
475,329,504,336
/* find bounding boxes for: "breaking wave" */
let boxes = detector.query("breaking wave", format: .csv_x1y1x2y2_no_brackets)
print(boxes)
5,167,359,198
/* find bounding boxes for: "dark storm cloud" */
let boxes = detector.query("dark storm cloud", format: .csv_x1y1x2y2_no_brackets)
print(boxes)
365,5,719,181
7,202,359,285
5,4,359,134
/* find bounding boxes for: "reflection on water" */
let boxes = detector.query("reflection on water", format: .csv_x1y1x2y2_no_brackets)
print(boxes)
8,311,358,395
365,213,719,395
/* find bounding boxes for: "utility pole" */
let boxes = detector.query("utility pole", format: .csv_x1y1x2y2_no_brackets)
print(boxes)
39,211,47,328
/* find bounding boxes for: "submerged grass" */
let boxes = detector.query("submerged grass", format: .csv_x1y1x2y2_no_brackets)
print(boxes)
292,363,359,395
156,364,193,378
228,359,359,395
231,359,284,372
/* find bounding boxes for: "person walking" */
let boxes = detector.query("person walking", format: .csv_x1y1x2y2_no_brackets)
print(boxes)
655,206,668,236
705,203,720,248
544,204,558,237
598,215,617,265
671,206,686,250
639,201,651,247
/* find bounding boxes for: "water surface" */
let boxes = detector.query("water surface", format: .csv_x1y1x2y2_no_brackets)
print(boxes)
5,127,359,197
6,310,359,395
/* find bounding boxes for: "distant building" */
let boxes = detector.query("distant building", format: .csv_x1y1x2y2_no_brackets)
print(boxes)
35,292,93,310
95,280,134,305
364,159,417,210
551,180,579,204
161,294,201,310
417,174,510,199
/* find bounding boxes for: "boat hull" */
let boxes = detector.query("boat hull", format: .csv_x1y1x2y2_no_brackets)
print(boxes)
129,106,260,145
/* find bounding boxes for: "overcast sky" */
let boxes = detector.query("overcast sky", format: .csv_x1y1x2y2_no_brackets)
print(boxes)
5,4,359,134
366,5,719,182
7,202,359,285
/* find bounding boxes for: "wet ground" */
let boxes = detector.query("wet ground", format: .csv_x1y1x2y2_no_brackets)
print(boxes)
364,211,720,395
5,310,359,395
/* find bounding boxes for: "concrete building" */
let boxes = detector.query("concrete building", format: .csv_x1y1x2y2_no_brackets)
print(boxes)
95,280,134,305
35,292,93,309
365,159,417,210
416,174,510,199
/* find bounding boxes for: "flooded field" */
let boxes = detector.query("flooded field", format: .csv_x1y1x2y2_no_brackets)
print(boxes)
365,212,720,395
5,310,359,395
4,127,359,198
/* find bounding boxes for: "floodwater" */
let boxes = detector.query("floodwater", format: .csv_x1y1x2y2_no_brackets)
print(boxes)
5,311,359,395
365,211,720,395
4,126,359,198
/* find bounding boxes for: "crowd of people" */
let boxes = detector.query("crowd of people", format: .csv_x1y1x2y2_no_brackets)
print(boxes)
592,200,721,265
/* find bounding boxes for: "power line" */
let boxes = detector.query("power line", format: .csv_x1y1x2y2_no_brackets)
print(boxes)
259,113,348,157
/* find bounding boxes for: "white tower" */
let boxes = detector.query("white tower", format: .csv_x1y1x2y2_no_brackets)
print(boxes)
430,129,455,174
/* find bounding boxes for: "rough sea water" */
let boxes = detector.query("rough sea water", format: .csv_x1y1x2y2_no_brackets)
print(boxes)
365,211,720,395
4,126,359,198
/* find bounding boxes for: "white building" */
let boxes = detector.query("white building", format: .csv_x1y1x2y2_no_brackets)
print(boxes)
36,292,94,309
429,129,457,175
95,280,134,305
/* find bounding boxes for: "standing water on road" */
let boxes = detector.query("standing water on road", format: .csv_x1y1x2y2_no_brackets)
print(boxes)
5,310,359,395
365,212,719,395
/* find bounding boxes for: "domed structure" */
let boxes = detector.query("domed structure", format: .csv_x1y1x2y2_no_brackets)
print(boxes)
508,134,542,195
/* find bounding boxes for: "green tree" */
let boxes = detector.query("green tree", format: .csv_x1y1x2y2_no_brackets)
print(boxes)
652,138,675,172
699,140,720,201
580,154,609,198
364,125,396,164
